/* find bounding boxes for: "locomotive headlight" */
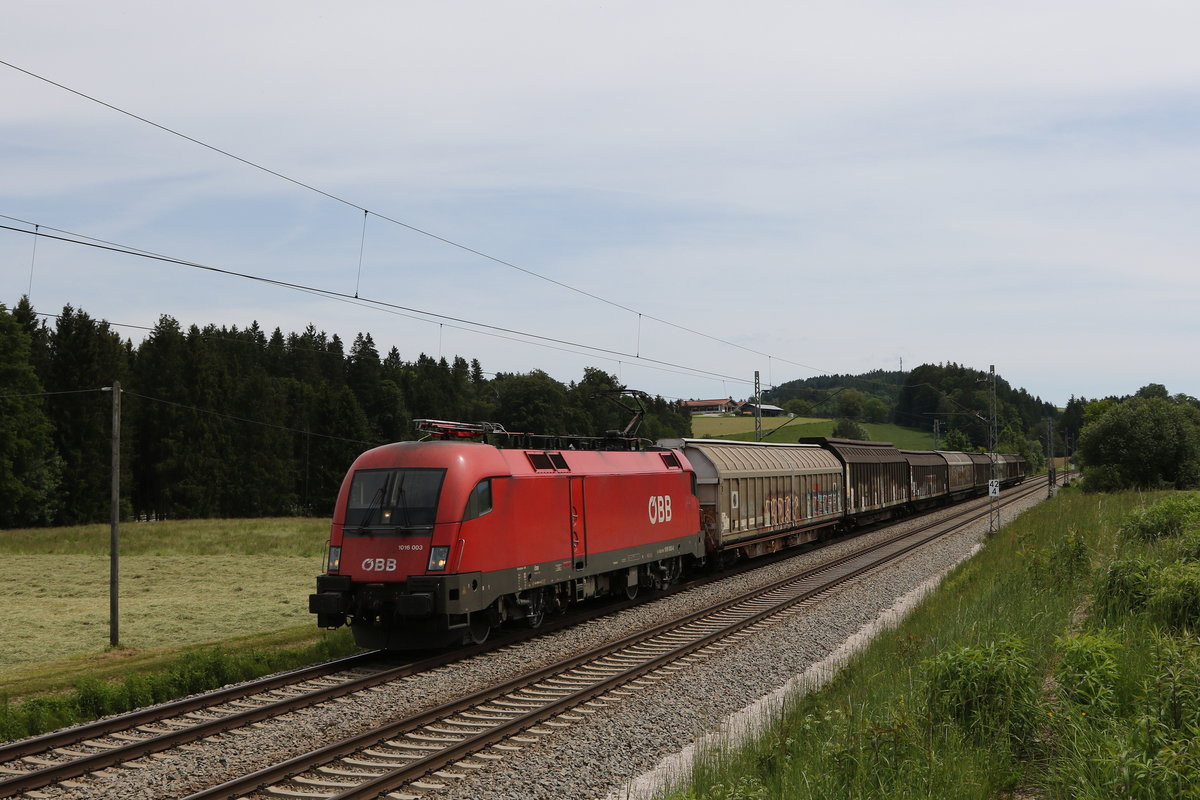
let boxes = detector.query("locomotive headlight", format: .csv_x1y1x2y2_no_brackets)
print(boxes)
327,545,342,573
427,545,450,572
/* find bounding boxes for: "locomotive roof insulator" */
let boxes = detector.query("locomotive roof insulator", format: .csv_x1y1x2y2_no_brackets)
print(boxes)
414,419,506,440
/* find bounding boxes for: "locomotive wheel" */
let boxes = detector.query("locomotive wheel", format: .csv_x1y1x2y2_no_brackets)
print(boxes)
468,615,491,644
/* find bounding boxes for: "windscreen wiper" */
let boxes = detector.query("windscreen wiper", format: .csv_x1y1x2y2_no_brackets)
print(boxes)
356,483,387,534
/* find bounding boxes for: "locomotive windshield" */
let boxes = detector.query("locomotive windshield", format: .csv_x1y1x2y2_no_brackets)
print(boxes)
345,468,446,531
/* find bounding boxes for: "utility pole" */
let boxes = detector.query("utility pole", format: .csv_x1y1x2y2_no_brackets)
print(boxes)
933,418,942,450
1047,418,1056,498
104,382,121,647
988,365,1000,535
754,370,762,442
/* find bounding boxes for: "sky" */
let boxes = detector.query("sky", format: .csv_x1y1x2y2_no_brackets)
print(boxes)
3,1,1198,409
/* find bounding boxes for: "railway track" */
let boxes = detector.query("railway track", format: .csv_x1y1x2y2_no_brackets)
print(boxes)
0,479,1049,800
184,481,1046,800
0,529,853,798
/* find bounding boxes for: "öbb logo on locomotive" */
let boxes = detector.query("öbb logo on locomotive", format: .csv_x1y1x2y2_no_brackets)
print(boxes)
648,494,673,524
308,419,1027,650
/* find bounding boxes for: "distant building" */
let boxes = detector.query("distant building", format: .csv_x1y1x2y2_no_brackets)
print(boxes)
738,402,786,417
682,397,738,415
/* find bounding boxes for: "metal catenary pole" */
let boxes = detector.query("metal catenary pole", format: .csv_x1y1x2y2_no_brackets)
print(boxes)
105,381,121,647
989,365,1000,534
754,370,762,442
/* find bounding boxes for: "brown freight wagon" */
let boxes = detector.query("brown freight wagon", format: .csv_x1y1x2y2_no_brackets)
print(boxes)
903,449,949,507
937,450,977,497
800,438,909,523
661,438,844,558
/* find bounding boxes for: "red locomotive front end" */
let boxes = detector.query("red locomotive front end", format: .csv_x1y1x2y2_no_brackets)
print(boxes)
309,421,705,649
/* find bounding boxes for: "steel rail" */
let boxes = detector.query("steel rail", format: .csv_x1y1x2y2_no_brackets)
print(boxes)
0,651,381,764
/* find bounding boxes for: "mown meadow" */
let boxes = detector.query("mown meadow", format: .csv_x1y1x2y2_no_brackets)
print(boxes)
0,518,358,740
665,489,1200,800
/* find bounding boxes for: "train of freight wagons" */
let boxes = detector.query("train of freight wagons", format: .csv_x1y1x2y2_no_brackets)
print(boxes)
309,418,1025,649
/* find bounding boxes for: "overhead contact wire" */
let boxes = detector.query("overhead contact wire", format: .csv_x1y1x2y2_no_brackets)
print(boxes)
0,223,750,385
0,59,825,376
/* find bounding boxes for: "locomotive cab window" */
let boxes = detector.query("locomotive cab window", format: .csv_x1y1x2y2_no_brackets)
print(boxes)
463,478,493,521
345,468,445,531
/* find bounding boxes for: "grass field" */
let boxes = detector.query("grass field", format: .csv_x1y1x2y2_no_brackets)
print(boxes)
688,416,827,437
0,518,333,694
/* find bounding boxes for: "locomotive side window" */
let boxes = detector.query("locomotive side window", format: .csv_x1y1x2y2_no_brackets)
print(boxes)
463,478,493,521
345,468,446,530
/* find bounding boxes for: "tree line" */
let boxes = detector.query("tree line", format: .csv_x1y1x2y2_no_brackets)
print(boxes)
765,369,903,424
0,298,691,528
896,363,1058,468
770,363,1058,469
1067,384,1200,492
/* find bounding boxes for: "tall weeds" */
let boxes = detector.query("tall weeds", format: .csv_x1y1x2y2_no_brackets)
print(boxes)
667,491,1200,800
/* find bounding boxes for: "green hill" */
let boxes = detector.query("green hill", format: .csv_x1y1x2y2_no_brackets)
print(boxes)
690,416,936,450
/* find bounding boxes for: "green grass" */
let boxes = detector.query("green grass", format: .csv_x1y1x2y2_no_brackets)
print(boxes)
0,554,328,675
0,628,357,741
0,518,333,674
690,415,936,450
0,516,360,741
0,517,330,556
689,416,827,438
663,489,1194,800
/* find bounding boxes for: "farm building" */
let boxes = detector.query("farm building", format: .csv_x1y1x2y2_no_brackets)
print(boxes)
682,398,738,415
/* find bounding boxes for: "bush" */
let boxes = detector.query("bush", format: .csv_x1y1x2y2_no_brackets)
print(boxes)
832,418,869,440
1143,633,1200,732
1145,563,1200,633
1055,632,1121,711
1171,529,1200,563
1096,557,1160,619
925,637,1040,752
1119,494,1200,542
1023,528,1092,589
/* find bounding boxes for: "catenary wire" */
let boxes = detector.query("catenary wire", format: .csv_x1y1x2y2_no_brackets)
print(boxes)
1,222,752,386
0,58,827,376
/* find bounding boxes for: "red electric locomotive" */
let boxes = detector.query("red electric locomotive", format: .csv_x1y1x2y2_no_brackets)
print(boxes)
309,420,705,649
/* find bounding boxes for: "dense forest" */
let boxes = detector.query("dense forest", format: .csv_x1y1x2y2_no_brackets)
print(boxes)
764,369,905,423
8,296,1194,529
895,363,1059,464
767,364,1058,468
0,298,690,527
